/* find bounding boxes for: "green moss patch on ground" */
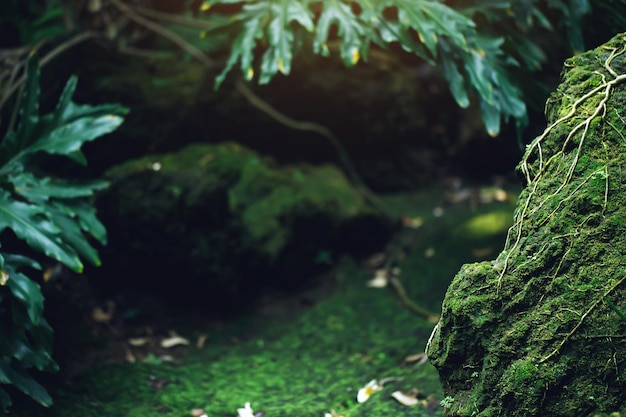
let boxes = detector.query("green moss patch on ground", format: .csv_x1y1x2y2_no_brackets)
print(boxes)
18,259,443,417
12,185,517,417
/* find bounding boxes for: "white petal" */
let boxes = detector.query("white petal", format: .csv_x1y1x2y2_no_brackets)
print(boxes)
366,276,388,288
237,402,255,417
357,379,382,403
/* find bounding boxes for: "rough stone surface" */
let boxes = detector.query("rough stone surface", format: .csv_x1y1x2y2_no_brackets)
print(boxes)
95,142,393,309
427,33,626,417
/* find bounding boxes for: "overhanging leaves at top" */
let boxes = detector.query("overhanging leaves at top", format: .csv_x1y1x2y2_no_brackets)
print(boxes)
0,57,126,173
199,0,598,135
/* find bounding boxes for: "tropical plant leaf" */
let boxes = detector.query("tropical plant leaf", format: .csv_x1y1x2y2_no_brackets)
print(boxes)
66,199,107,245
314,0,365,66
204,0,532,133
259,0,314,83
0,191,82,271
0,360,52,407
0,57,127,173
0,389,10,411
12,173,108,202
441,54,470,109
0,36,123,415
480,98,501,138
5,268,44,325
48,203,102,266
28,113,124,161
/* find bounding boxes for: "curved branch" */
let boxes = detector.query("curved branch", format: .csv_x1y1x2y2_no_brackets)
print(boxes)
0,32,98,111
235,80,393,217
109,0,216,68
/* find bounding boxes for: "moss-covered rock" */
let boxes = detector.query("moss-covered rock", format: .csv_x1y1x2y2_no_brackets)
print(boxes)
427,33,626,416
95,142,393,308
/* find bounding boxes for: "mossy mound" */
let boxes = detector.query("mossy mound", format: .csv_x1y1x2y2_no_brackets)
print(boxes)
96,142,393,308
427,33,626,416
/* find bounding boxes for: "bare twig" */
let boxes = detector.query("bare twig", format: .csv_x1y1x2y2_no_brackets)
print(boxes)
540,275,626,363
109,0,216,68
235,80,394,217
0,31,98,111
133,5,219,31
388,276,440,323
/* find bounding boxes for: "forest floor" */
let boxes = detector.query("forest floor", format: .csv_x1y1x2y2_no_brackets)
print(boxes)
12,182,519,417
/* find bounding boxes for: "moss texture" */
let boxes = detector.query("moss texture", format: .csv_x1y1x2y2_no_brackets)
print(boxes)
17,260,445,417
11,184,516,417
427,33,626,417
96,142,392,307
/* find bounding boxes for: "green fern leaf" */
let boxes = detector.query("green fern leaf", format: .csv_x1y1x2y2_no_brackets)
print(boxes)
314,0,365,67
0,191,82,271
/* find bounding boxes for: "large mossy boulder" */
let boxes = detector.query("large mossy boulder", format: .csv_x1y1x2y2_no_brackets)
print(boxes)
427,33,626,416
95,142,392,309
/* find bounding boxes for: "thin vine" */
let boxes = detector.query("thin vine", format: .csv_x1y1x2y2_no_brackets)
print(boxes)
497,37,626,289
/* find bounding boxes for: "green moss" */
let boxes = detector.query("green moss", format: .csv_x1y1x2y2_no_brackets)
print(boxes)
12,186,517,417
230,161,367,259
18,258,444,417
105,142,257,181
454,210,514,238
428,33,626,417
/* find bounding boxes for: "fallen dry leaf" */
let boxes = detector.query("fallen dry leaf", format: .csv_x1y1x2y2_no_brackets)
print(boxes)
91,300,115,323
471,247,494,258
404,352,428,365
196,334,208,349
391,390,418,406
128,337,151,347
124,347,136,363
363,252,386,268
401,217,424,229
161,335,190,348
158,354,177,363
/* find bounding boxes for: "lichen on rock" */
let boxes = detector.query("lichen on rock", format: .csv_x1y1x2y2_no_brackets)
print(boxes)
427,33,626,417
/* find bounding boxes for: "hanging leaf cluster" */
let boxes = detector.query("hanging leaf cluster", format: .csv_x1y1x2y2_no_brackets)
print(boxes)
0,53,127,410
198,0,595,136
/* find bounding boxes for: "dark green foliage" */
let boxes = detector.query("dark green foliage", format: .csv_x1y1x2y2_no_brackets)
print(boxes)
0,0,68,46
194,0,625,135
0,53,127,411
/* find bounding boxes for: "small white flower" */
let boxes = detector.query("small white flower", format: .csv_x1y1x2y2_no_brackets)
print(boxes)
357,379,382,403
237,402,255,417
366,270,388,288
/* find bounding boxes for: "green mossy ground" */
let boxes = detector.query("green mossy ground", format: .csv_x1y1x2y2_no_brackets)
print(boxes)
428,33,626,417
12,186,516,417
